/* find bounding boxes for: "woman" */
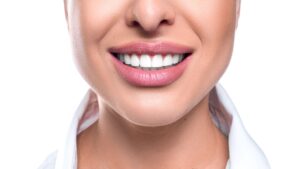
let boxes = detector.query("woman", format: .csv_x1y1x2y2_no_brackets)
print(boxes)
40,0,270,168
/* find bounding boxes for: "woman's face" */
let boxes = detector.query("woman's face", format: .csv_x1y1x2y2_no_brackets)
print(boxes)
65,0,239,127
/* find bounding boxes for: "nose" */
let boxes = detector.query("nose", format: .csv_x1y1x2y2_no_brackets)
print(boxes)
125,0,176,33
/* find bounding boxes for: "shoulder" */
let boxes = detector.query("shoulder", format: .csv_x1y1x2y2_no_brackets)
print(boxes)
37,151,58,169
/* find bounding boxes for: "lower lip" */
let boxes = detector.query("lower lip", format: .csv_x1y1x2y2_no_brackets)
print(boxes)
111,54,191,87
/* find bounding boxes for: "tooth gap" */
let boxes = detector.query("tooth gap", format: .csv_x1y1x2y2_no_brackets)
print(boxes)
184,53,191,58
111,52,119,58
181,53,191,60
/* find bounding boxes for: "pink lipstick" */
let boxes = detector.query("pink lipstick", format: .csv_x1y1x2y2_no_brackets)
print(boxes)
109,42,193,87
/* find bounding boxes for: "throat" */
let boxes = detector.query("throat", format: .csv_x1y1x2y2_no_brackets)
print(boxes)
77,99,229,169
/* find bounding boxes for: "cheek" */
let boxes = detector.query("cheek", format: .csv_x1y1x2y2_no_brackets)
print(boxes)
74,0,121,42
180,0,236,43
69,0,125,92
195,0,236,69
178,0,237,100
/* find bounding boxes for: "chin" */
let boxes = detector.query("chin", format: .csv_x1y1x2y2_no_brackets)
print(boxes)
119,101,187,127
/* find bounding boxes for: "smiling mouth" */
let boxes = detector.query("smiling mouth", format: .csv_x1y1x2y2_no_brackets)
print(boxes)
111,53,191,70
108,42,193,87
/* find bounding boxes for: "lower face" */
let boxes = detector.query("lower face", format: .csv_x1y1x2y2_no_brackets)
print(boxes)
68,0,237,127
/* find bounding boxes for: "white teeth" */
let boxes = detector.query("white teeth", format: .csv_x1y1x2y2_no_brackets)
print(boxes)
163,54,173,66
172,54,179,64
118,54,125,63
140,54,152,68
179,55,183,62
124,54,131,64
152,54,163,68
130,54,139,67
118,53,185,69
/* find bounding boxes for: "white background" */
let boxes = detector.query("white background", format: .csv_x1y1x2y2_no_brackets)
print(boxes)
0,0,299,169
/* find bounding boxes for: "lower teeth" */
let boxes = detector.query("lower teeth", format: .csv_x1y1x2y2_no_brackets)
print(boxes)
139,66,172,70
123,63,179,70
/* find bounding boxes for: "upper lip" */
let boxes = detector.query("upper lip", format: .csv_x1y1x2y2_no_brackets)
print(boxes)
108,41,194,56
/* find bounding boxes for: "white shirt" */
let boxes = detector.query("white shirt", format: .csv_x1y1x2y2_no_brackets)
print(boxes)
39,84,271,169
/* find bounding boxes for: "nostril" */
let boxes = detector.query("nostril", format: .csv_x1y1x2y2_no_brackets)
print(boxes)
130,19,171,28
131,20,140,27
161,19,170,25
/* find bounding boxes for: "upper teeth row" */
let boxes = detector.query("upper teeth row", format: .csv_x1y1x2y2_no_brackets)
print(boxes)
117,54,184,68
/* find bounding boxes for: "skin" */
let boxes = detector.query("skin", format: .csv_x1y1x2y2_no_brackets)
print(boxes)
64,0,240,168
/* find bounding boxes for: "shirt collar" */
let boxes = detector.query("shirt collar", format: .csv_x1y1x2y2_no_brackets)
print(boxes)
215,84,270,169
54,84,271,169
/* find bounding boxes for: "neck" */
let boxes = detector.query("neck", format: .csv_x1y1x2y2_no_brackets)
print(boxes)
77,95,229,169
